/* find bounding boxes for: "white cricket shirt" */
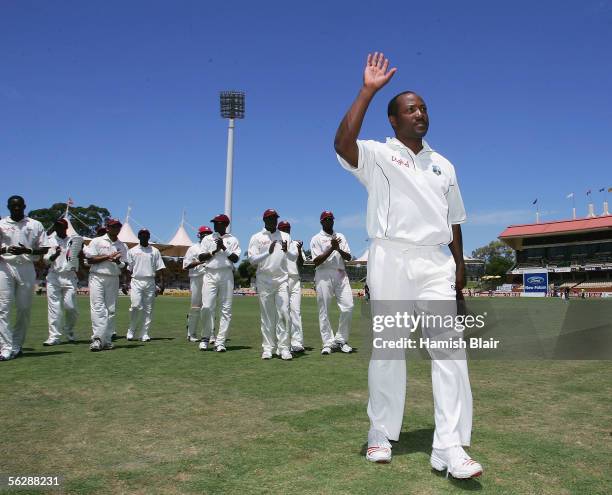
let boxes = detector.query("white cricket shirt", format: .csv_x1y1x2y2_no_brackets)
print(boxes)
337,138,466,245
84,234,128,276
286,240,302,277
127,244,165,279
310,231,351,271
183,244,206,277
199,233,241,270
0,216,49,265
248,229,297,280
44,233,75,274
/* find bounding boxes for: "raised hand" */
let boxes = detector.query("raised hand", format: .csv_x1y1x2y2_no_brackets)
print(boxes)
268,240,277,254
363,52,397,92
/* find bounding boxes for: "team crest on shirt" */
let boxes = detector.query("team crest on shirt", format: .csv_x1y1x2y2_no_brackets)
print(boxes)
431,164,442,176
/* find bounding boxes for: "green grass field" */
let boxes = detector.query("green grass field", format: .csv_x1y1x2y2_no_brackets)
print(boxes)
1,296,610,494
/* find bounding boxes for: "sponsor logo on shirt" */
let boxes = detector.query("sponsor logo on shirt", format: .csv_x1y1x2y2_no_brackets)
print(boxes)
391,156,411,168
432,165,442,176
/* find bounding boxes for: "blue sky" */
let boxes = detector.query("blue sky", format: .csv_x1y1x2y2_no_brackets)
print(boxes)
1,0,611,257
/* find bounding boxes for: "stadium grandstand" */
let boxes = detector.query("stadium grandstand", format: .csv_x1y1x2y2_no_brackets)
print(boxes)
499,212,612,294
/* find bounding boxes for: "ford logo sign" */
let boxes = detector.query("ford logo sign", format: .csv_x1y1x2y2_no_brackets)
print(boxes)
527,276,545,284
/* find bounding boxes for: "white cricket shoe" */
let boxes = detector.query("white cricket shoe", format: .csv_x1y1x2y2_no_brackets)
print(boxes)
280,349,293,360
199,340,209,351
126,331,135,341
43,338,61,346
209,335,216,345
291,345,305,353
141,335,151,342
215,344,226,352
90,338,103,352
261,350,273,360
67,333,76,342
339,343,353,353
430,446,483,479
321,346,332,355
102,342,114,351
187,335,199,342
366,429,392,463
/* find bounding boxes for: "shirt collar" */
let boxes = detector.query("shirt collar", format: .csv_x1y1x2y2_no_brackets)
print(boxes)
5,216,28,224
102,234,117,244
385,137,433,154
319,230,334,238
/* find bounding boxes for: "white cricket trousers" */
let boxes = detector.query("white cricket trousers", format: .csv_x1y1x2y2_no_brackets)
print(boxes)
314,268,354,347
128,278,156,338
187,274,204,338
201,268,233,344
0,261,36,356
256,274,290,353
47,272,79,340
88,273,119,346
288,275,304,347
366,239,473,449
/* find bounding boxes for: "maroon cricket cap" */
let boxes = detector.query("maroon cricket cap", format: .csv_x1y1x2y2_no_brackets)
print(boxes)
106,218,122,227
210,214,230,224
320,210,334,220
55,218,69,229
277,220,291,230
198,225,212,234
263,209,279,219
138,228,150,235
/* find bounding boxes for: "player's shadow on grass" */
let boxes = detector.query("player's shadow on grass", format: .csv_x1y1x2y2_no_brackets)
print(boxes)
112,344,144,349
150,337,175,341
431,466,483,490
21,351,70,358
360,428,434,457
224,345,252,351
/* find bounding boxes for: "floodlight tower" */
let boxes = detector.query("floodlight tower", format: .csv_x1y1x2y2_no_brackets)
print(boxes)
220,91,245,229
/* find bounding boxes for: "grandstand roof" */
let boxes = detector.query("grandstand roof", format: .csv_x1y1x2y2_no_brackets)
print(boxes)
499,216,612,249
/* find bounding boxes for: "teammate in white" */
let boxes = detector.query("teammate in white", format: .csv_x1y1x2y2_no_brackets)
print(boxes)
310,211,354,355
0,195,50,361
84,218,128,352
43,218,81,345
126,229,166,342
183,226,213,343
278,221,305,353
198,214,241,352
334,52,482,477
248,209,297,361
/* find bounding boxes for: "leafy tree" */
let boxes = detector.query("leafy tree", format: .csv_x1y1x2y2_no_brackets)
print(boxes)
236,259,257,287
471,240,514,263
29,203,111,237
485,257,514,277
471,240,514,277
